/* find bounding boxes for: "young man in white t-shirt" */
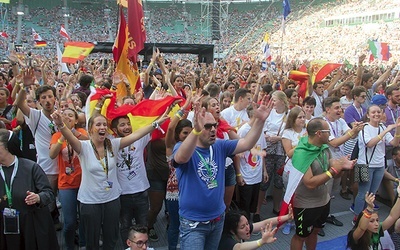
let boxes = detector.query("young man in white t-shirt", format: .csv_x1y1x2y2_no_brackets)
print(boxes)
111,116,156,247
321,96,363,235
237,105,267,219
220,88,251,129
17,84,65,229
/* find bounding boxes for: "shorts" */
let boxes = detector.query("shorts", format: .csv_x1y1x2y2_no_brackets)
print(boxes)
148,179,167,192
293,201,330,238
260,154,285,191
225,164,236,187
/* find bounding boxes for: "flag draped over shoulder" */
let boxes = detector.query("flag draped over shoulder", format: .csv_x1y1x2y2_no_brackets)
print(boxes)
368,40,391,61
310,60,342,83
279,137,329,225
62,42,94,63
127,0,146,63
113,7,141,96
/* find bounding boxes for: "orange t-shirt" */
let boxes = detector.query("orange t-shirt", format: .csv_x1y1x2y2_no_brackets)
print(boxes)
50,128,88,189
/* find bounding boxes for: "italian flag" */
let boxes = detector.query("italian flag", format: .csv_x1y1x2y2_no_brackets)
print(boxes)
278,137,329,226
368,40,391,61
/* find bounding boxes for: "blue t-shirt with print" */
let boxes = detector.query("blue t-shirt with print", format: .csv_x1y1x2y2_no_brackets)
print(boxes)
173,139,238,221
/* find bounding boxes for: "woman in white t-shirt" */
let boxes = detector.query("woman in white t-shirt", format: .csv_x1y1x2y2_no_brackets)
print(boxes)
281,106,307,235
51,111,167,250
353,105,400,224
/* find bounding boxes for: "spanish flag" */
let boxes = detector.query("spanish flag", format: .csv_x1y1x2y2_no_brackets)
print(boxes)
62,42,95,63
113,7,141,96
310,60,342,83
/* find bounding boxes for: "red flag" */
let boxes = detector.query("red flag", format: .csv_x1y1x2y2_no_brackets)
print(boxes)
0,32,8,38
127,0,146,63
60,25,70,40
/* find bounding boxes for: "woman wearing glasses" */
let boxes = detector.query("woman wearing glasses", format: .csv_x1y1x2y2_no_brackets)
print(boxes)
352,104,400,225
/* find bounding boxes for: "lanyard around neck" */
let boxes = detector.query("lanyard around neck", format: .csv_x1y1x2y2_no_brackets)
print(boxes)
195,146,214,177
91,140,109,179
0,157,18,208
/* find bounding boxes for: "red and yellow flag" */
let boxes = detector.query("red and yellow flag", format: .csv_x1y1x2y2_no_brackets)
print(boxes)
113,8,141,96
62,42,95,63
127,0,146,63
311,60,342,83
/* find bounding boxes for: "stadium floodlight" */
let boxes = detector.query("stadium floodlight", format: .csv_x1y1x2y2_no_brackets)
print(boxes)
17,11,24,16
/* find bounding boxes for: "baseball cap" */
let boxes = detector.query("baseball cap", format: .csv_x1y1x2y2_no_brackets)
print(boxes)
371,94,387,105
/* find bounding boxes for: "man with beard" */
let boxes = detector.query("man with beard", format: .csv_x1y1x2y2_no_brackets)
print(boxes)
111,115,156,248
384,86,400,169
17,82,67,230
173,98,273,250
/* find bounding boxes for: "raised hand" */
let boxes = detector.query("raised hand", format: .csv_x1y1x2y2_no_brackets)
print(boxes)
365,192,375,210
260,222,278,245
22,68,35,87
50,109,64,126
254,95,273,121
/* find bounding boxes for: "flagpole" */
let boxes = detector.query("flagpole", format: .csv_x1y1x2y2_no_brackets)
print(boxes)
280,17,284,60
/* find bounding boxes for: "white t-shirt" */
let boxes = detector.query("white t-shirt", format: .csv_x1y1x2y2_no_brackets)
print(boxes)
282,128,308,172
340,96,353,111
312,90,328,117
220,105,249,128
357,123,393,168
326,117,350,159
237,123,267,184
24,109,58,174
117,135,151,195
263,109,286,136
78,139,122,204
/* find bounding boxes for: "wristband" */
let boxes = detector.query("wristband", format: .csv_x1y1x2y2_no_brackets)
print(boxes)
363,211,372,219
377,134,382,140
57,139,64,145
330,167,339,175
57,123,66,129
277,216,282,224
325,171,333,179
192,129,202,135
236,173,242,177
347,131,353,137
257,240,262,247
152,121,165,134
395,134,400,138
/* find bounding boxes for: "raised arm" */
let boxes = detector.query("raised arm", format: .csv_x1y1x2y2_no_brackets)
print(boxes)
51,110,82,154
352,192,375,242
382,185,400,231
16,69,35,117
354,54,366,87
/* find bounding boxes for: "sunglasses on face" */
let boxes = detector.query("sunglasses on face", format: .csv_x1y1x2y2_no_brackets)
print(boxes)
204,123,217,130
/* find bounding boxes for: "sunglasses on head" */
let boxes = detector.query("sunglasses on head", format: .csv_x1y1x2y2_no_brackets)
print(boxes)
204,123,217,130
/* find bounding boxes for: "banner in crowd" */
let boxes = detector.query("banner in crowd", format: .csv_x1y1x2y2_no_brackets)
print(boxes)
310,60,342,83
368,40,391,61
127,0,146,63
62,42,95,63
113,8,141,95
261,32,271,61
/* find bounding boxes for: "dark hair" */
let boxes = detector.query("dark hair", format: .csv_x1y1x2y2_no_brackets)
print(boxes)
173,75,184,83
303,96,316,106
128,224,148,240
313,81,324,89
174,119,192,142
224,81,235,91
392,146,400,156
352,86,366,99
234,88,250,103
64,108,79,120
342,82,354,90
261,84,273,95
110,115,129,129
347,212,374,250
79,75,94,88
323,96,340,111
0,128,9,149
284,106,304,130
307,117,325,136
223,210,247,236
73,91,88,107
284,88,296,99
35,85,56,100
0,86,10,97
385,85,400,97
362,73,373,85
206,83,220,98
0,72,8,84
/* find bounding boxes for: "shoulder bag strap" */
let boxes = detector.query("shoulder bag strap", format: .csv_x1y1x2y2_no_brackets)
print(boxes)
362,126,379,164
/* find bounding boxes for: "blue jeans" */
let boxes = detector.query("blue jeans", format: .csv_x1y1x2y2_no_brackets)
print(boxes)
179,213,225,250
59,188,79,250
119,191,149,248
354,167,385,214
166,199,180,250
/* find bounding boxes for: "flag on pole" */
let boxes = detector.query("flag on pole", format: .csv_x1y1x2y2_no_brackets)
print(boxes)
127,0,146,63
282,0,291,34
56,43,70,73
0,32,8,38
32,28,43,41
368,40,391,61
310,60,342,83
62,42,94,63
260,32,271,61
34,40,47,47
279,137,329,226
60,25,70,40
113,7,141,95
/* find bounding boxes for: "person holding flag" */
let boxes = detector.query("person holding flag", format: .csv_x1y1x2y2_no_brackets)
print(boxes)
288,117,356,250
